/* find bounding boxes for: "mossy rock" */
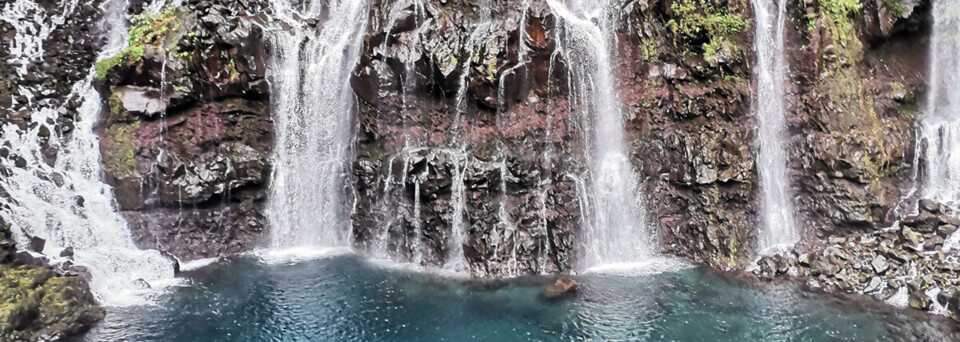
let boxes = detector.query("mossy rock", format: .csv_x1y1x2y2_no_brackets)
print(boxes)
0,265,104,341
96,8,188,81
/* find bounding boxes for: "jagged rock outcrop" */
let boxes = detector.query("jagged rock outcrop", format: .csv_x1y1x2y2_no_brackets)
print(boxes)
350,0,581,276
95,1,272,261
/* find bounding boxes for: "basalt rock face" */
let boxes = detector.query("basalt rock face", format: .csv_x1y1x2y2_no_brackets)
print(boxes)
95,1,273,262
620,0,756,270
85,0,936,278
349,0,757,275
789,0,929,233
351,1,581,276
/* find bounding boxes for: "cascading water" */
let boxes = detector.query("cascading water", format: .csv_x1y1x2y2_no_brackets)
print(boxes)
920,0,960,208
751,0,799,254
265,0,369,249
0,0,175,306
546,0,650,268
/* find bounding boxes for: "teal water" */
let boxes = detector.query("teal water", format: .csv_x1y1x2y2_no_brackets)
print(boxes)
82,254,949,341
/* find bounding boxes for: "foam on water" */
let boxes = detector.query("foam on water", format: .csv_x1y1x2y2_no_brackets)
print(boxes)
584,257,692,277
253,247,355,265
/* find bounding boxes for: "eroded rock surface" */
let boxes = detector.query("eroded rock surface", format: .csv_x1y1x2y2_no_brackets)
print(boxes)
95,1,272,261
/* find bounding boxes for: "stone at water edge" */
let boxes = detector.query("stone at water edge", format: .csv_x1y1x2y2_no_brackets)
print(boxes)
541,277,578,301
909,292,933,311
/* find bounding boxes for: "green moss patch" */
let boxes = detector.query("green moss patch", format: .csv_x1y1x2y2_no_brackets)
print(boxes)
95,8,182,80
102,122,142,179
0,265,104,341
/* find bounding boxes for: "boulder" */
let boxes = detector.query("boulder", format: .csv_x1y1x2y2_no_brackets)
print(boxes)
540,277,578,301
900,227,924,251
903,211,940,233
29,236,45,253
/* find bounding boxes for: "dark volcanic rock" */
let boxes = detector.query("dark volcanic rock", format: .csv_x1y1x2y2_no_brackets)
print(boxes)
95,1,272,262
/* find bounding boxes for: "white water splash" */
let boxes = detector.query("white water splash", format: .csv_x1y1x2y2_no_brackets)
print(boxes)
751,0,799,254
0,0,176,306
265,0,370,249
547,0,651,269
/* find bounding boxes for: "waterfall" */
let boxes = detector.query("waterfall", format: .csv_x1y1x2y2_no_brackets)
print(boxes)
920,0,960,208
265,0,369,249
751,0,799,254
0,0,175,306
546,0,650,268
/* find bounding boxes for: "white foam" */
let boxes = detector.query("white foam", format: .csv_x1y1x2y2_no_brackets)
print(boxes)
179,257,221,272
584,257,692,277
886,286,910,308
366,256,471,279
253,247,354,265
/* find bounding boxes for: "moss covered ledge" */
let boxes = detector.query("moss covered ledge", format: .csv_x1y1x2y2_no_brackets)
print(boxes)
95,8,188,81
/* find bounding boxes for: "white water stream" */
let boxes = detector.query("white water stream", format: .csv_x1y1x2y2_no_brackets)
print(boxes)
264,0,370,249
751,0,799,254
0,0,175,306
546,0,650,268
921,0,960,208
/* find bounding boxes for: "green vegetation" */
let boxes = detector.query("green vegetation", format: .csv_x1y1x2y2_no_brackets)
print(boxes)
818,0,862,47
95,8,181,80
882,0,906,18
103,122,142,179
666,0,749,59
0,264,104,341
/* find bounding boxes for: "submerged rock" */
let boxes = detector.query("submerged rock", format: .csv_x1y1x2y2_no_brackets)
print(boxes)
540,277,578,301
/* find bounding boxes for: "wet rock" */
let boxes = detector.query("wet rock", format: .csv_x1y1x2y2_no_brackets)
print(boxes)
919,199,941,213
926,235,945,249
29,236,45,253
909,291,932,311
540,277,578,301
903,211,940,233
901,227,924,251
864,277,883,293
59,247,74,258
797,253,811,266
811,257,839,276
937,224,957,238
114,86,168,118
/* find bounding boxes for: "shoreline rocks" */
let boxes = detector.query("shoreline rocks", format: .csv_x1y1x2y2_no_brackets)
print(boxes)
755,199,960,324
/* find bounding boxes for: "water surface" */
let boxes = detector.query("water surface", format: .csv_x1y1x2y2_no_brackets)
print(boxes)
83,254,950,341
